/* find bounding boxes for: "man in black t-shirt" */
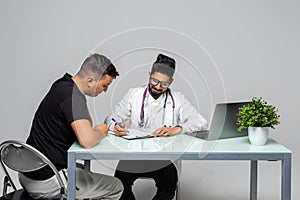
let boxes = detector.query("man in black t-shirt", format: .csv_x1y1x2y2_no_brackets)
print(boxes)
19,54,123,199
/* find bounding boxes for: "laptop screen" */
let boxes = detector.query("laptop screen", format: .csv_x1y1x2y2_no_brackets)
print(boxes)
207,102,250,140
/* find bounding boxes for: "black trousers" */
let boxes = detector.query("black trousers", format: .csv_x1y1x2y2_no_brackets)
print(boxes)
114,162,178,200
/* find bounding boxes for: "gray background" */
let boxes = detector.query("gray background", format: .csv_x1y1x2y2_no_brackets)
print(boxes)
0,0,299,199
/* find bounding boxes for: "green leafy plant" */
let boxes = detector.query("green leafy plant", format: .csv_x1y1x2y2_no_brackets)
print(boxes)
236,97,280,132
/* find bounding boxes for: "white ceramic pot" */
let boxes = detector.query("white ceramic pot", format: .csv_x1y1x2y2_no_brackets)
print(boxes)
248,127,269,146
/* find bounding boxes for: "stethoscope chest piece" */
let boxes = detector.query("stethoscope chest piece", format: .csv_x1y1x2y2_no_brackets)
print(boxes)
138,119,145,127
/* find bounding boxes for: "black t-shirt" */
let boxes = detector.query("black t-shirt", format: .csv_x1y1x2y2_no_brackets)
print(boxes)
24,73,91,180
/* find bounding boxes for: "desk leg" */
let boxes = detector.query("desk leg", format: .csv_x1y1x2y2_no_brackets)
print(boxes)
67,152,76,200
282,154,291,200
250,160,257,200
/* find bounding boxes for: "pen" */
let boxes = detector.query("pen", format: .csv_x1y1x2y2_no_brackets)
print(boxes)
111,118,125,129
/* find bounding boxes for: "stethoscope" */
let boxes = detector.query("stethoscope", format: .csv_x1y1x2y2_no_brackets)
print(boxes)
138,87,175,127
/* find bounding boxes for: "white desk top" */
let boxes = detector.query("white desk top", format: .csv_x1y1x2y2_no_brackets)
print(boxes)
67,133,292,200
69,133,291,155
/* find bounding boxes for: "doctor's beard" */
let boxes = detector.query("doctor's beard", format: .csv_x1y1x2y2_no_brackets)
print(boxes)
148,83,167,100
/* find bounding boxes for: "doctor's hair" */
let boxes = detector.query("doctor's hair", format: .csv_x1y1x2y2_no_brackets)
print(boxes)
77,53,119,80
151,54,176,78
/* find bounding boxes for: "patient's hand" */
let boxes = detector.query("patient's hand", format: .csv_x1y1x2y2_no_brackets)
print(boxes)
95,124,108,136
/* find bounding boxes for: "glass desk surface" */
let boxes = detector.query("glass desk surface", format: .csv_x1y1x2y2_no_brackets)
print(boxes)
67,133,292,200
68,133,291,154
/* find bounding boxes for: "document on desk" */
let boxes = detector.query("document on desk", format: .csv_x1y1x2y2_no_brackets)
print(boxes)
112,129,154,140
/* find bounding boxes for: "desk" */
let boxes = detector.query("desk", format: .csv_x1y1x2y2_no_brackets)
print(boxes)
67,134,291,200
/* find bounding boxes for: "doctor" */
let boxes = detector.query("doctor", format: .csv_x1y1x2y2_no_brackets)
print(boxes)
105,53,208,200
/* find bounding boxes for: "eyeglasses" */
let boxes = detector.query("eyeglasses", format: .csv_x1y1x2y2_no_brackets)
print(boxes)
150,77,171,88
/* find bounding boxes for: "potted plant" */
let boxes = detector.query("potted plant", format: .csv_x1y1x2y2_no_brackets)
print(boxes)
236,97,280,145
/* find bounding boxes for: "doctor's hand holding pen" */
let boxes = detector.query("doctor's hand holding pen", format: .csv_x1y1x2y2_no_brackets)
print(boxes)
112,118,128,136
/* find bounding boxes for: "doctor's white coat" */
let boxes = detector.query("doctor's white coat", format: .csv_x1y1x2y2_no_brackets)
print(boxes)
105,86,208,175
106,86,208,133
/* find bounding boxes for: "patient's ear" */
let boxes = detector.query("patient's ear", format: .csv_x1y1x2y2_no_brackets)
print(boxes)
86,76,95,88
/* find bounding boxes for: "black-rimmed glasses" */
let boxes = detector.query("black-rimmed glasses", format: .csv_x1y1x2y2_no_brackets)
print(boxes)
150,77,171,88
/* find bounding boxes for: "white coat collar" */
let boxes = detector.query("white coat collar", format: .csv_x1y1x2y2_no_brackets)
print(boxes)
147,90,166,105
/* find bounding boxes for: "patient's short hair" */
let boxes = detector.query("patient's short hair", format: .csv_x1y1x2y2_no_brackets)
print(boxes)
78,54,119,79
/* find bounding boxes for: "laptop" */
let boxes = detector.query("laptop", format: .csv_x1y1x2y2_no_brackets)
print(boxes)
186,101,250,140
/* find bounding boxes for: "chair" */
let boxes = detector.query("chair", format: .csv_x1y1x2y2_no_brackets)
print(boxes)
0,140,66,200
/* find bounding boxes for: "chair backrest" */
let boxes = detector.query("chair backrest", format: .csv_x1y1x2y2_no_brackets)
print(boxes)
0,140,65,196
1,142,46,172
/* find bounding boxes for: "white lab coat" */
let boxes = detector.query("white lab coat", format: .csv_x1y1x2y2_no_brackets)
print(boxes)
105,86,208,176
106,86,208,133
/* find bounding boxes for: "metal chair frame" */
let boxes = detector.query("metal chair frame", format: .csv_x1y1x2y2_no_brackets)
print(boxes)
0,140,65,199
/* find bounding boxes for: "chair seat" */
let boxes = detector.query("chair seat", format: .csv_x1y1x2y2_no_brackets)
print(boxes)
0,189,33,200
0,190,66,200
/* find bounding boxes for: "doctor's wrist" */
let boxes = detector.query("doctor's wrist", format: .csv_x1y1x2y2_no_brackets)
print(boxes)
174,125,183,134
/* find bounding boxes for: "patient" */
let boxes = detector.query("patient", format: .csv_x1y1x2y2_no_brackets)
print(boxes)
19,54,123,199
